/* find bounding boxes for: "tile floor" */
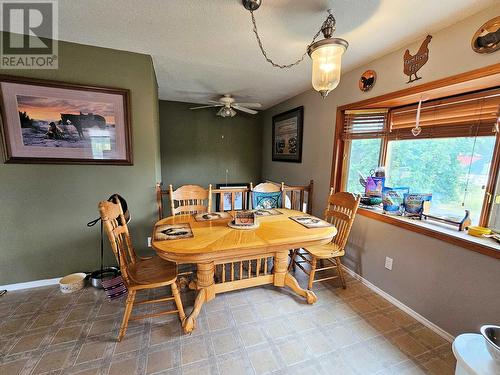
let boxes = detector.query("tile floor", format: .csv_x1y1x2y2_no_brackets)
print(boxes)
0,271,456,375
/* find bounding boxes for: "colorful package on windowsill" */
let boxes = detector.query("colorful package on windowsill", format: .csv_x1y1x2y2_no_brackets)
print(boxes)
403,193,432,217
383,187,409,215
365,177,385,197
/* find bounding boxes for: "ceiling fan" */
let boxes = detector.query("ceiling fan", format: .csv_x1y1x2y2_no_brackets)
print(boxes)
189,95,262,117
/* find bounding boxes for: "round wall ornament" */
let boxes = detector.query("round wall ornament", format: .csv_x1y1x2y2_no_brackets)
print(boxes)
359,70,376,92
471,16,500,54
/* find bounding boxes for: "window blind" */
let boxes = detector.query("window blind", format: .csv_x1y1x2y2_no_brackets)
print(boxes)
389,88,500,139
343,110,388,139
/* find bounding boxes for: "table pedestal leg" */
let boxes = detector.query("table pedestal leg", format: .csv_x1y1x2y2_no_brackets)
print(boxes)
182,262,215,334
274,251,317,304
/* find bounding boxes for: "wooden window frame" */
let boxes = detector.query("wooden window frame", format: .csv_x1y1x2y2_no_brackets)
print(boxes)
330,64,500,259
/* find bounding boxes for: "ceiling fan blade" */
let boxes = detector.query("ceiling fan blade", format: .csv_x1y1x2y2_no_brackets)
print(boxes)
189,105,221,110
233,105,258,115
233,102,262,108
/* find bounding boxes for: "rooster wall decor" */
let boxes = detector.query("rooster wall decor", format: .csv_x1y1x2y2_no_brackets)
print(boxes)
403,35,432,83
359,70,376,92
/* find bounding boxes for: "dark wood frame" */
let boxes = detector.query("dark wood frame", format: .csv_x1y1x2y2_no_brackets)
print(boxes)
272,106,304,163
331,63,500,258
0,75,133,165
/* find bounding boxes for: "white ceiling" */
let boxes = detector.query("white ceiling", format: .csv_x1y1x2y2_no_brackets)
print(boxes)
55,0,495,109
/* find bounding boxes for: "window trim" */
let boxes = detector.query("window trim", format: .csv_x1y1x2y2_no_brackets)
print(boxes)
331,63,500,257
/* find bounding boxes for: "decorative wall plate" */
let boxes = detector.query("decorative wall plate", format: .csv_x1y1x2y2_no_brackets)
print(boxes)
471,16,500,54
359,70,376,92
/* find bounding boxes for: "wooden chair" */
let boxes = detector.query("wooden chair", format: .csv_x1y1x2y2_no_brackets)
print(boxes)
289,189,360,290
250,182,284,209
98,200,185,341
156,182,167,220
169,184,212,216
282,179,314,214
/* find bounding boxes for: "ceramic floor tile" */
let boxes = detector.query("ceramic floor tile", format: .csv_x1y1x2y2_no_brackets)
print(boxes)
32,348,72,374
217,351,253,375
411,326,448,349
391,333,430,357
75,341,107,364
108,357,139,375
0,281,455,375
51,325,83,344
114,332,143,355
276,339,310,366
248,346,281,375
231,307,257,325
150,323,181,345
9,332,46,354
146,348,175,374
421,357,455,375
238,325,266,348
181,337,211,365
207,311,232,332
0,359,28,375
211,330,240,356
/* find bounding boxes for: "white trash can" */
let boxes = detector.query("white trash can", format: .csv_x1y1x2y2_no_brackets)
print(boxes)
452,333,500,375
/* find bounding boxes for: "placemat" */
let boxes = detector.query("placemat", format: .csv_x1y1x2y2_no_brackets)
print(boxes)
289,215,333,229
252,209,283,216
154,223,193,241
194,212,232,222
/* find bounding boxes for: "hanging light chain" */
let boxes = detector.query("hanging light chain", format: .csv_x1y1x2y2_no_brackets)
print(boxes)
249,9,333,69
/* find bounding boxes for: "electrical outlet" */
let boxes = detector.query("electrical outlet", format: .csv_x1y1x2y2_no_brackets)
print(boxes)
385,257,393,270
147,237,152,247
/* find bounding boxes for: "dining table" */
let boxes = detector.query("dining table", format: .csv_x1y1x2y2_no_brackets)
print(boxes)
152,208,337,333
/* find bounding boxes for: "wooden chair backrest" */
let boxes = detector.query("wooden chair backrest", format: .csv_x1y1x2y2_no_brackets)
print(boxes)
282,180,314,214
250,182,283,193
98,200,136,284
169,184,212,216
250,182,284,209
211,186,250,211
323,189,361,251
156,182,166,220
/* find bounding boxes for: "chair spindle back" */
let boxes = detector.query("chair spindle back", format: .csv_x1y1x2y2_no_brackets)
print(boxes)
98,200,137,284
324,189,360,251
169,184,212,216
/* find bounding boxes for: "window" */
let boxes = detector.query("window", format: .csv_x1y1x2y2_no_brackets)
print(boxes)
340,88,500,227
346,138,382,194
385,136,496,224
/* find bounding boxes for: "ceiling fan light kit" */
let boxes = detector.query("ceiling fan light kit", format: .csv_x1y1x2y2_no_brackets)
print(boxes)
217,106,237,118
190,94,262,117
243,1,348,98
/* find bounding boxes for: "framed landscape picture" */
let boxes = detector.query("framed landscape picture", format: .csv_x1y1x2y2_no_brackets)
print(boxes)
0,76,132,164
272,106,303,163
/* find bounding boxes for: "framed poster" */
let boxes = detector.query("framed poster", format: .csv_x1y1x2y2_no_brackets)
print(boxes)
215,183,249,211
0,75,132,164
272,106,303,163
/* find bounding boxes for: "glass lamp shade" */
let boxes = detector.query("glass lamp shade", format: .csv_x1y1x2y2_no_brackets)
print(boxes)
217,107,237,117
308,38,347,98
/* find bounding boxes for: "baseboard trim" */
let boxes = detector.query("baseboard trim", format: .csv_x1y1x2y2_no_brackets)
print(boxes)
0,277,61,291
342,266,455,343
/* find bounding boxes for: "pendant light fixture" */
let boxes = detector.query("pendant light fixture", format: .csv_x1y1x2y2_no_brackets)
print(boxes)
243,0,348,98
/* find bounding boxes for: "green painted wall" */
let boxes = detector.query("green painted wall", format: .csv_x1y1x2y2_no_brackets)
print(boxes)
0,36,161,285
159,101,262,191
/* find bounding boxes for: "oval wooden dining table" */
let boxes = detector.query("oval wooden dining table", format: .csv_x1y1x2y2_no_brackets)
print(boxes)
152,208,337,333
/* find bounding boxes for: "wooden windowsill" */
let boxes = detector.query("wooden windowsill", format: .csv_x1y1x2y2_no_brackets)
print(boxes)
358,207,500,259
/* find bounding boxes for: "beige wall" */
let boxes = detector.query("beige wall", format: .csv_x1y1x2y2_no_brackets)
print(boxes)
0,37,161,285
262,5,500,336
